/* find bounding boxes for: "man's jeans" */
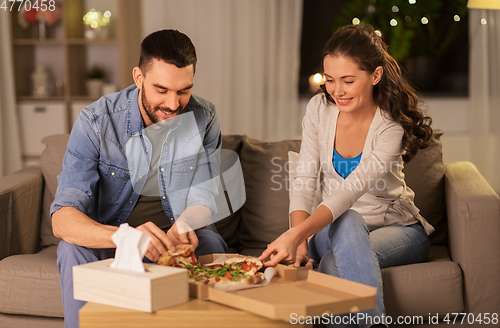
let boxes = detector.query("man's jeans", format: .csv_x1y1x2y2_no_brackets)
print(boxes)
57,229,227,328
308,209,430,328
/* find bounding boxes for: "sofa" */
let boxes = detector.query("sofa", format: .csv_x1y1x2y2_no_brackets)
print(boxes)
0,133,499,327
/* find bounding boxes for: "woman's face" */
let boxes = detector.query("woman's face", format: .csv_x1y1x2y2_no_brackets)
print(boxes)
323,55,382,114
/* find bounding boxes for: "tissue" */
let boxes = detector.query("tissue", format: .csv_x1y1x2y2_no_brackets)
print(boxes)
110,223,151,273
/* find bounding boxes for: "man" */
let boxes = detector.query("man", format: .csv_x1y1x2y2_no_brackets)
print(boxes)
51,29,227,328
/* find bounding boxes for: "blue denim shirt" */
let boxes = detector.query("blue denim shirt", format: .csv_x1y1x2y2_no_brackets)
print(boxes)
50,85,222,227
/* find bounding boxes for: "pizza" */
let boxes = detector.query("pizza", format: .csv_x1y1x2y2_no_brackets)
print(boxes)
193,256,265,285
157,244,197,268
158,246,265,285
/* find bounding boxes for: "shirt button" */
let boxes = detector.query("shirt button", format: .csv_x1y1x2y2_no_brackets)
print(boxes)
171,218,175,222
145,149,149,153
162,196,166,199
129,201,133,204
111,172,115,176
160,168,165,172
139,176,143,179
189,166,194,170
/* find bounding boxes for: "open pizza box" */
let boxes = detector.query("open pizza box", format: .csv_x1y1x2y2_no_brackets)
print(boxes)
192,254,377,322
189,253,310,299
73,258,189,313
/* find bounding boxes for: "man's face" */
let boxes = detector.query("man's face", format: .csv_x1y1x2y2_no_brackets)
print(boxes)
134,59,194,126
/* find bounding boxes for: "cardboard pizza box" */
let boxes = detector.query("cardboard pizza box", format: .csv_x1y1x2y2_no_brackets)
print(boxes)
191,254,377,322
73,258,189,312
206,270,377,322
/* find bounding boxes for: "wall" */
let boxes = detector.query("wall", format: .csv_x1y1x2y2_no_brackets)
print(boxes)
422,97,471,165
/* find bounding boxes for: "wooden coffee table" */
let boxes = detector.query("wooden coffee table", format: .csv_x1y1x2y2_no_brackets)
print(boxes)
80,298,307,328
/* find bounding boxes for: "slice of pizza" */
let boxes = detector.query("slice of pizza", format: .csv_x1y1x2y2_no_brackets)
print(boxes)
223,256,263,275
158,244,197,268
216,271,265,285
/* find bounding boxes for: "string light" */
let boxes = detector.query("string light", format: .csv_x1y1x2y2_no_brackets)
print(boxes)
409,0,416,4
454,15,460,22
390,19,398,26
481,18,487,25
352,17,361,25
421,17,429,25
83,8,112,29
405,15,412,22
392,6,399,13
375,30,382,37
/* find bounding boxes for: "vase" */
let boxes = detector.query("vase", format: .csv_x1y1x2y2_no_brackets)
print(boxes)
31,65,50,97
86,79,104,98
38,21,46,40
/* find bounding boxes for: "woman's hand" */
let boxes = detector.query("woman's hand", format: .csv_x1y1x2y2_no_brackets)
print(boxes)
292,250,315,268
258,229,301,267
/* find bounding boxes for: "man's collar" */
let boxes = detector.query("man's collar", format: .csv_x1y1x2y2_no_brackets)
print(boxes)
127,86,145,136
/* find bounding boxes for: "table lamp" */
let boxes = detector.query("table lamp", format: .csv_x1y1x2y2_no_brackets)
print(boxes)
467,0,500,10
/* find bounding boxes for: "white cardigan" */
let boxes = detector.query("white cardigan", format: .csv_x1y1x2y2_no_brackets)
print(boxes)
290,94,434,235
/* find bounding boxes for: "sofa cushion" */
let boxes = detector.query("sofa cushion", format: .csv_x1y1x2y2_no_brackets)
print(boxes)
402,130,447,245
0,245,63,318
382,255,464,318
212,135,245,252
288,150,322,215
40,135,68,247
0,313,63,328
237,135,301,251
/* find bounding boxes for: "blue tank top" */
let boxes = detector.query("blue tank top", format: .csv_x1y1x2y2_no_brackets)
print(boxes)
333,149,362,179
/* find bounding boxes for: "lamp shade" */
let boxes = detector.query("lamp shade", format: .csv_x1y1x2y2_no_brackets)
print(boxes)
468,0,500,9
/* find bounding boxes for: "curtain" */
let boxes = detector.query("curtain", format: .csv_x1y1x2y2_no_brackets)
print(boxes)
142,0,303,142
469,9,500,193
0,12,23,177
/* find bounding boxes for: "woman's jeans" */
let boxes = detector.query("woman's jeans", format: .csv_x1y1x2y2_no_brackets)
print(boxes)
308,209,430,328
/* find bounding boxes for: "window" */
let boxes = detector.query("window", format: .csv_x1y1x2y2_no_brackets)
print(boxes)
299,0,469,97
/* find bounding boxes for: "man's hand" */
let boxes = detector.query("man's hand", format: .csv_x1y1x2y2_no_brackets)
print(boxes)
136,221,175,262
167,220,199,250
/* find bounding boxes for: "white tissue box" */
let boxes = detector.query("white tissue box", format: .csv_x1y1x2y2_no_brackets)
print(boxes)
73,259,189,312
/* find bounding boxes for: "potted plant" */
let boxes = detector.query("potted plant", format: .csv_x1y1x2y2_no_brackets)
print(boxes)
86,66,105,98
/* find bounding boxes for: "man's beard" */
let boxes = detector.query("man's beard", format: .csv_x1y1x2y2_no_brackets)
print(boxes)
141,85,183,124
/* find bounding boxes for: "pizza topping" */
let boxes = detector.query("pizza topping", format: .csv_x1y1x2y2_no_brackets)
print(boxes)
241,264,252,271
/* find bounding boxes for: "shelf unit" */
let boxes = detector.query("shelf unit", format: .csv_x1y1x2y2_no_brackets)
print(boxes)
10,0,142,165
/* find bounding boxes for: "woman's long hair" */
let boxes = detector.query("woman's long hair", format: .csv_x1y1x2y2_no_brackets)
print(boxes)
321,24,432,162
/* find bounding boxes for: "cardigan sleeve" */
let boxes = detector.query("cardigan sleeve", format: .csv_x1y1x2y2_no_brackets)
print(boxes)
289,96,322,215
320,121,404,221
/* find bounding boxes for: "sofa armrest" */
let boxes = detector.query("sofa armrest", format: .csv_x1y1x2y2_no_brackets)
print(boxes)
0,166,44,261
444,161,500,316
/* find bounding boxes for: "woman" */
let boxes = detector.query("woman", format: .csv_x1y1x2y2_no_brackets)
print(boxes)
259,25,434,327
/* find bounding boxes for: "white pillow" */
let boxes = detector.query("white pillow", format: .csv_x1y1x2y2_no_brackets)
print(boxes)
287,151,323,228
